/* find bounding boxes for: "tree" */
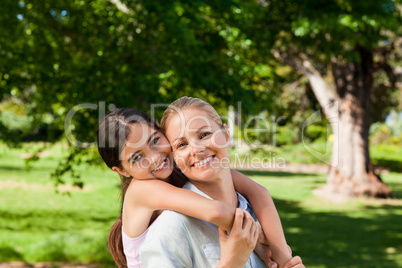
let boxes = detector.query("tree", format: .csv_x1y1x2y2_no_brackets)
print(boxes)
231,0,401,199
1,0,400,198
0,0,280,185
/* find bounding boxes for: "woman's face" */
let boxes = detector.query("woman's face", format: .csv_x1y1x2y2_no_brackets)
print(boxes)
115,123,174,180
164,108,230,183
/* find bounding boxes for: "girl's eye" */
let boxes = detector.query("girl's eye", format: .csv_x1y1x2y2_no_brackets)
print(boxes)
150,137,160,146
200,132,212,139
132,154,143,163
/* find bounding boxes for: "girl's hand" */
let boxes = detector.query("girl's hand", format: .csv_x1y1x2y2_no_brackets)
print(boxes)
217,208,259,268
284,256,305,268
258,247,304,268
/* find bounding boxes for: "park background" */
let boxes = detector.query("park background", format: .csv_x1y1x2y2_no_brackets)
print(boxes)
0,0,401,267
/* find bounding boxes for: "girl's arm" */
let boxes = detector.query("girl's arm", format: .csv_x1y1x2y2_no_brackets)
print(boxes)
132,179,235,231
231,169,292,268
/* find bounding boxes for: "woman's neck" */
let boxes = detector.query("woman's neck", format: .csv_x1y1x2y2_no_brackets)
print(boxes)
189,169,238,208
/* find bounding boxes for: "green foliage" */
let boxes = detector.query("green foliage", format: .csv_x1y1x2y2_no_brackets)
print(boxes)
303,124,328,142
370,121,402,145
275,126,295,146
370,144,402,172
0,0,400,186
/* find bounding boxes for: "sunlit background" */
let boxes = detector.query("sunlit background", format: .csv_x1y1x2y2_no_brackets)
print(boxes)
0,0,401,267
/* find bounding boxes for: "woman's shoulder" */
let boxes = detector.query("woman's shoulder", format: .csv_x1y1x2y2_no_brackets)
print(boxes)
148,209,196,232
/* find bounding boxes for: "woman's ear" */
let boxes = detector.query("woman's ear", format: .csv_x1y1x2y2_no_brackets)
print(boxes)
222,123,231,143
112,166,130,177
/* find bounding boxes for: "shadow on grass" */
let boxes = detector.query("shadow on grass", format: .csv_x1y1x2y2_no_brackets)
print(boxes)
0,165,24,171
275,198,401,268
0,210,118,232
0,247,24,261
236,169,322,178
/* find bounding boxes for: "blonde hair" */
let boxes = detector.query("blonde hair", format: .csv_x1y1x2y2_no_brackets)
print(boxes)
160,97,223,131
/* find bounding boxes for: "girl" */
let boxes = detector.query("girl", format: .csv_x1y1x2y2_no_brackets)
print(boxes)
97,107,299,267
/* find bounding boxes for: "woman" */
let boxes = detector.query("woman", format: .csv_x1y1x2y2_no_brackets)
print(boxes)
139,97,303,267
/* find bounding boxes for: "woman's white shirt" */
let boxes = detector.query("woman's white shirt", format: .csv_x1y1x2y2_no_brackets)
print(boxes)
139,181,267,268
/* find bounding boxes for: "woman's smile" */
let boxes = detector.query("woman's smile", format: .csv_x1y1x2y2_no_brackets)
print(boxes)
165,108,230,182
191,155,216,168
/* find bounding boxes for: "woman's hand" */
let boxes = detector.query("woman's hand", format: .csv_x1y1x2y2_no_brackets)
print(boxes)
217,208,259,268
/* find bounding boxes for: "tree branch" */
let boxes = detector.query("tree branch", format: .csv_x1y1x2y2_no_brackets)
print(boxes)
272,47,339,120
109,0,132,14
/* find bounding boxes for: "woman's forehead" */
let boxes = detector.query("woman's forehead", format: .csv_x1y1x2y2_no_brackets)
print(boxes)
171,109,216,127
165,109,221,141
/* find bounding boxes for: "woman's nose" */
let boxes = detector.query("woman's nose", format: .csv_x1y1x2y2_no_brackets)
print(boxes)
190,142,206,155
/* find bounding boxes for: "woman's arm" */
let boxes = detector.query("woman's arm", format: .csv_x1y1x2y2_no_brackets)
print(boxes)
132,179,235,231
231,169,292,268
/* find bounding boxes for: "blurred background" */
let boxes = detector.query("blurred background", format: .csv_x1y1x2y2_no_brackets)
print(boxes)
0,0,401,267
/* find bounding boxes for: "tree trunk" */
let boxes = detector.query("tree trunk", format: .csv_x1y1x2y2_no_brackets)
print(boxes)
319,47,392,199
272,48,393,200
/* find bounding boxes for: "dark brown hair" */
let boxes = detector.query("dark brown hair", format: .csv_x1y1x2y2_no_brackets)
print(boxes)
97,108,161,268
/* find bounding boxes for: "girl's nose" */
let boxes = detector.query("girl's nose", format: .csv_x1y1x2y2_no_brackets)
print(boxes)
148,153,160,168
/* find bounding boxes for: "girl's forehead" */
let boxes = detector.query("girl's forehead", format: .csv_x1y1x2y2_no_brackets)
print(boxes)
124,123,159,148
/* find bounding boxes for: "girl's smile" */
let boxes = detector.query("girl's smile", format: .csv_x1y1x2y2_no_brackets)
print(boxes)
114,123,174,180
151,157,169,173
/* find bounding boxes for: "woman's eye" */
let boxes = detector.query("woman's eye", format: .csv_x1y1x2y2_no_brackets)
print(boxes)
150,137,160,146
200,132,212,139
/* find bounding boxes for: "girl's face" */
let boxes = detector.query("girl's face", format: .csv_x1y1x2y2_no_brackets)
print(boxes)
113,123,174,180
164,108,230,183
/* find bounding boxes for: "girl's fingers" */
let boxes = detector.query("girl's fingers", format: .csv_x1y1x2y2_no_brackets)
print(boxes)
268,263,278,268
287,245,292,255
284,256,303,268
292,265,305,268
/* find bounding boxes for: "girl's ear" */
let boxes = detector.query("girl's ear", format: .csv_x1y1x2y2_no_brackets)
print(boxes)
112,166,130,177
222,123,231,143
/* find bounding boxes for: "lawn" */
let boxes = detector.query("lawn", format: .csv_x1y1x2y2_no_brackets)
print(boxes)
0,143,401,267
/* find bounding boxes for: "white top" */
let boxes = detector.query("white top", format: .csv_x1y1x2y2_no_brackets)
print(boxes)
139,181,267,268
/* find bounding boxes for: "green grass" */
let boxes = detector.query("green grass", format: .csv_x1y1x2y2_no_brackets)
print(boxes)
0,143,120,265
242,170,402,268
0,143,401,267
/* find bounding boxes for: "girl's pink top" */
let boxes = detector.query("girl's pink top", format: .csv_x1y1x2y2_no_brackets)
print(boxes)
122,226,148,268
